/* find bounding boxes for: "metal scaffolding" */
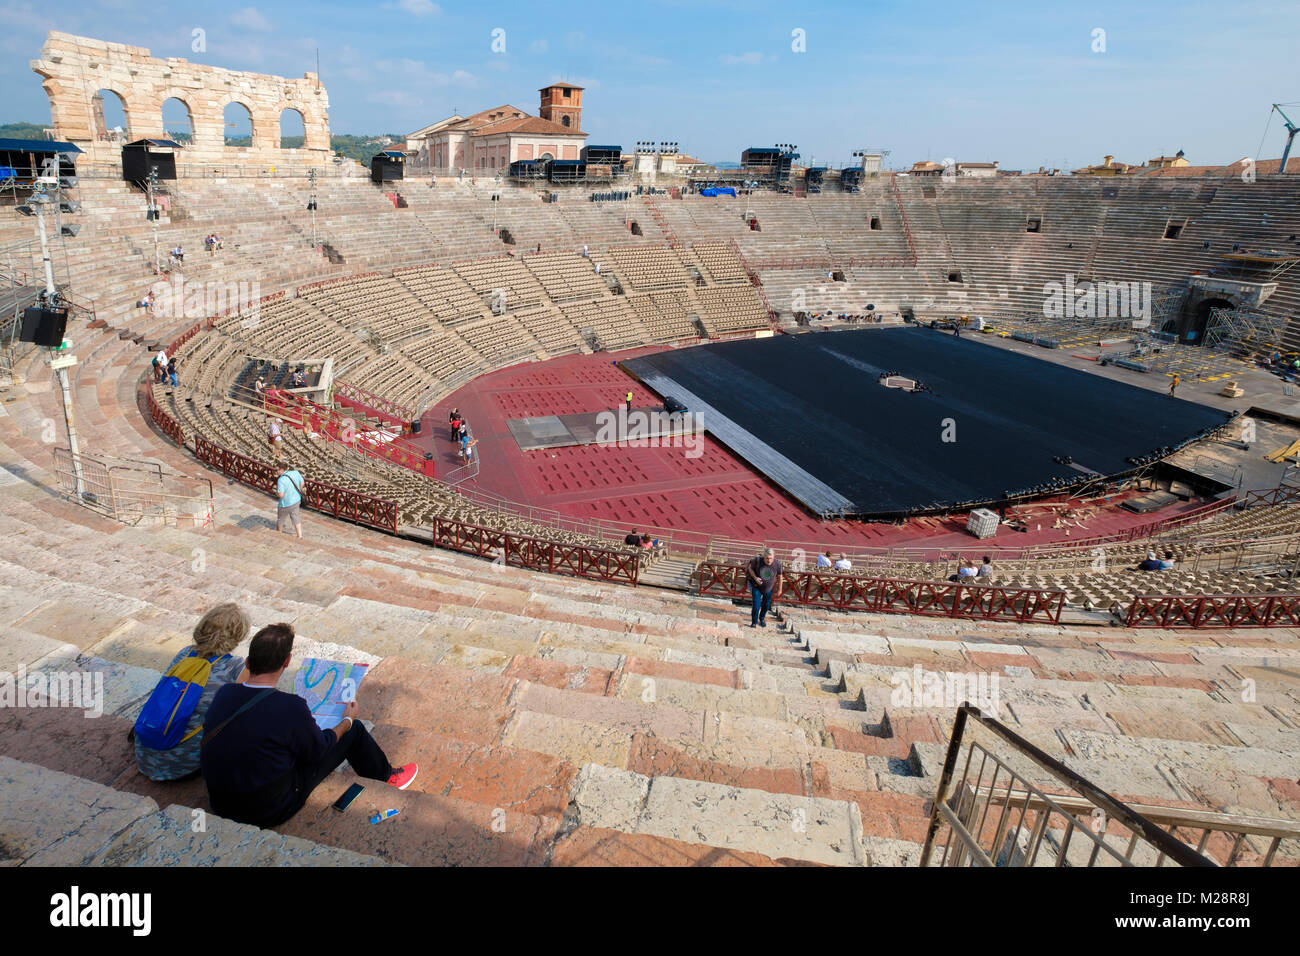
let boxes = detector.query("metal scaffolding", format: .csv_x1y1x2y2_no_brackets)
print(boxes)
1203,305,1287,354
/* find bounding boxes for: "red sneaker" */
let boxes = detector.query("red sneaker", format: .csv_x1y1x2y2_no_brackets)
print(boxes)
387,763,419,791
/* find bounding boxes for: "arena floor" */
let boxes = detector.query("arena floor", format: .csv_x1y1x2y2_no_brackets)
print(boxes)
622,326,1229,518
419,335,1222,555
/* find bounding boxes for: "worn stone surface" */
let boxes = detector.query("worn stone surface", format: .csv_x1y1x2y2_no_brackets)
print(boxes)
566,764,865,866
87,804,389,866
0,756,158,865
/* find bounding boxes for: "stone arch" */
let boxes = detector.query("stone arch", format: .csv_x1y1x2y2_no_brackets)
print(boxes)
93,88,131,143
161,95,193,145
277,106,305,149
222,100,256,148
34,32,334,167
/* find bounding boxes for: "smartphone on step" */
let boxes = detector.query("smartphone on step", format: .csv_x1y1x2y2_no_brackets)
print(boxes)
332,783,365,812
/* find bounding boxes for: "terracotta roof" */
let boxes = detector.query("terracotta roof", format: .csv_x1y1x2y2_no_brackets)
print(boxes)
1128,157,1294,178
472,115,587,138
442,104,532,132
541,82,584,91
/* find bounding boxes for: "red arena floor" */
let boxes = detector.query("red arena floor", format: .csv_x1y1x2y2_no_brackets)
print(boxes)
418,346,1213,557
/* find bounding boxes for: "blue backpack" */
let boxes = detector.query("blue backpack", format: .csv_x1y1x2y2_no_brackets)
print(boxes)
133,650,230,750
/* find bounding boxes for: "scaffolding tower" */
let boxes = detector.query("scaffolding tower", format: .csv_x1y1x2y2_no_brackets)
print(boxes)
1203,306,1287,355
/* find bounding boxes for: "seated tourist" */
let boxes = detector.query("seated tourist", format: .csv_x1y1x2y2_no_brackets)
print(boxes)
200,623,418,828
950,559,978,582
624,528,641,546
134,603,250,782
291,368,307,388
816,550,833,568
1135,551,1163,571
1159,550,1176,570
834,553,852,571
640,534,660,550
976,555,994,579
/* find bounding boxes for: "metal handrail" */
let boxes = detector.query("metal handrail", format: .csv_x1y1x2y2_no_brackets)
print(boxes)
964,785,1300,866
921,704,1214,868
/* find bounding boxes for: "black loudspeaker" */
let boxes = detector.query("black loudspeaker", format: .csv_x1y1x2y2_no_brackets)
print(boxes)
409,419,422,435
19,306,68,347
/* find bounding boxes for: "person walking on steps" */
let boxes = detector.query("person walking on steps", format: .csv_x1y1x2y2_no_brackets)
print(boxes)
1170,373,1180,395
745,547,783,628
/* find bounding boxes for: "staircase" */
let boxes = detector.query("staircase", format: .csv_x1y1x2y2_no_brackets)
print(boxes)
636,555,698,591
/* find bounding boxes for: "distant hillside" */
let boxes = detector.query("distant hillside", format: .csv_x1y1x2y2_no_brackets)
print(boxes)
2,122,397,165
0,122,54,141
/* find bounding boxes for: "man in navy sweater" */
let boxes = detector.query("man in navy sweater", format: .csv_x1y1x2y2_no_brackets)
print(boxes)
200,623,417,828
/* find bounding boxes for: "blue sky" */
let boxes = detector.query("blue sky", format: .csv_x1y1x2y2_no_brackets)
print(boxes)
3,0,1297,170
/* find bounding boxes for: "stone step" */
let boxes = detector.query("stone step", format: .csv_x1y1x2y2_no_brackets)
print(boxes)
0,756,387,866
564,763,866,866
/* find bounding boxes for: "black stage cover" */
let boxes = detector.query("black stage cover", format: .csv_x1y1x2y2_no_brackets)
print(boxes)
622,327,1230,518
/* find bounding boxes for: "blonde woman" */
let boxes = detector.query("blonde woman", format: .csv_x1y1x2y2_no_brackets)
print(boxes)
134,603,250,781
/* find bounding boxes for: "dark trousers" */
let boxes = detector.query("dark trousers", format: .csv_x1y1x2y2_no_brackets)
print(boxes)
212,720,393,829
750,585,774,626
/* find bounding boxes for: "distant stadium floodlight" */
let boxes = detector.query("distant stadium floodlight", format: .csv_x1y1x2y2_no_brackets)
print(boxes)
15,204,34,217
60,176,78,188
59,201,81,214
61,224,80,237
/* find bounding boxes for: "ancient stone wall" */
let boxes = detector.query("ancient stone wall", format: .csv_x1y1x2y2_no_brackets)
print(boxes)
32,31,331,168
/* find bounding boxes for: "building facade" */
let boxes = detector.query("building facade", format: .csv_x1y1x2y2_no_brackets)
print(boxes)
408,84,588,173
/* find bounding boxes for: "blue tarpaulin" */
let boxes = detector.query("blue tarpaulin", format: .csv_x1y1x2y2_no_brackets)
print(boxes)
700,186,736,198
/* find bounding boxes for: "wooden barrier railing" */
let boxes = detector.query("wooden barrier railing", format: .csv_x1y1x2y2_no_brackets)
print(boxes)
1125,593,1300,628
431,517,640,586
194,434,399,533
697,563,1065,623
332,379,416,428
147,390,186,448
262,388,433,477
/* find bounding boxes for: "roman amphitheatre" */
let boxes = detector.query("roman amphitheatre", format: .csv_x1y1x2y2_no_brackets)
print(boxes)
1,31,1298,868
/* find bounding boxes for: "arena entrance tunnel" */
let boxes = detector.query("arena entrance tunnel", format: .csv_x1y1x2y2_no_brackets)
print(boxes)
1181,296,1233,345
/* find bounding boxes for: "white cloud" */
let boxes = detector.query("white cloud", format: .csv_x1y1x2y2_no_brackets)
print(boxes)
368,89,423,107
371,58,477,88
230,7,273,32
720,51,767,65
388,0,441,14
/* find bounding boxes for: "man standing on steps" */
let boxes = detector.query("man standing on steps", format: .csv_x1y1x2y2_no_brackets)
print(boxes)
746,547,783,628
276,464,304,539
200,623,418,829
626,390,634,413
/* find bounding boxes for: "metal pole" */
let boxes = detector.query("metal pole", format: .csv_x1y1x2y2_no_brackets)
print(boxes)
33,199,85,497
147,166,160,274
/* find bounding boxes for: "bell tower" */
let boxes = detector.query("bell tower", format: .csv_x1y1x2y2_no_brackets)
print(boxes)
539,83,583,131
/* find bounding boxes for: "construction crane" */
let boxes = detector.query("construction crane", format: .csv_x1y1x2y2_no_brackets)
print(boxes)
1275,104,1299,173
